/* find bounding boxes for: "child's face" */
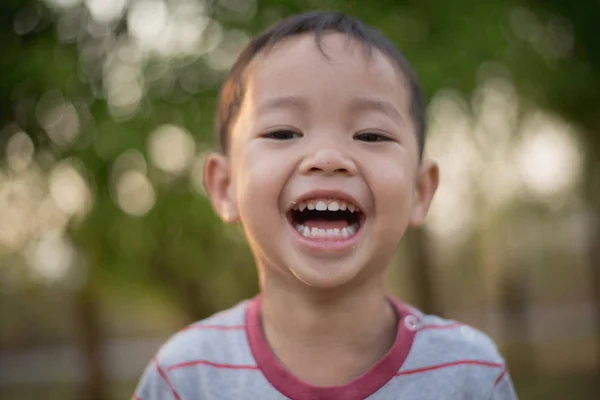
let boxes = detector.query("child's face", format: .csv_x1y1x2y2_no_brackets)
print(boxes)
205,33,438,290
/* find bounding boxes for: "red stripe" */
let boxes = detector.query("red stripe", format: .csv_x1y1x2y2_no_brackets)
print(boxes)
495,365,507,385
417,322,463,331
396,359,503,377
132,395,141,400
182,324,245,331
154,356,182,400
168,359,260,372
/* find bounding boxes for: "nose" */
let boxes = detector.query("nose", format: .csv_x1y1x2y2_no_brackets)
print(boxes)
299,148,357,176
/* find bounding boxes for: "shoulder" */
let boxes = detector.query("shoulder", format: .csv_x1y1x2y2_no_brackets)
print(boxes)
400,310,509,394
134,300,256,399
414,313,504,364
154,299,253,369
396,302,504,364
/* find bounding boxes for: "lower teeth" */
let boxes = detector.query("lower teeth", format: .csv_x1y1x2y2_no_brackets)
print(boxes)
295,224,359,239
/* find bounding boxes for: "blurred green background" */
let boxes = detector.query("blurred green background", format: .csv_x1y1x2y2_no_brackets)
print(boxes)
1,0,599,399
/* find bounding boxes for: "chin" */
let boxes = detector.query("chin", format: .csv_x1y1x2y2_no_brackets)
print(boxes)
286,255,369,290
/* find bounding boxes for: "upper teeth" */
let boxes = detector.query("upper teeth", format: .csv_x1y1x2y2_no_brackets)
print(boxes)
293,199,358,212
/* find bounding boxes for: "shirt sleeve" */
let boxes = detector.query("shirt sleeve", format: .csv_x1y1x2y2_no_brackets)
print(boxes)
133,357,181,400
489,368,519,400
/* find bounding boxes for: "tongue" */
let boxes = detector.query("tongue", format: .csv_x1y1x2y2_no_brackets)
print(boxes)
304,219,349,229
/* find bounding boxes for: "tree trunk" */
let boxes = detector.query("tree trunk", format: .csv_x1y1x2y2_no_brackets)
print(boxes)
586,156,600,384
500,262,535,374
407,227,441,316
589,206,600,383
150,246,213,323
74,286,106,400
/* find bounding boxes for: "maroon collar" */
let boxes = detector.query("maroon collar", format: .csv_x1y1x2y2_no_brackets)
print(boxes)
245,294,417,400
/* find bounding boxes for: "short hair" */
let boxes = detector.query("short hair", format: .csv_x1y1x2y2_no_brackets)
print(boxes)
215,11,426,159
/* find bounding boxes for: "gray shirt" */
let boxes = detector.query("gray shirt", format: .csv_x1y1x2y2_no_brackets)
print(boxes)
134,295,518,400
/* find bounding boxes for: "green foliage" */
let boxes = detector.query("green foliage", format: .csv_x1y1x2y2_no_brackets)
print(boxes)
0,2,598,397
0,0,598,321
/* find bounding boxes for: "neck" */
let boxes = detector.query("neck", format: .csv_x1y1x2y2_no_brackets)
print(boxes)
258,272,398,384
262,277,394,343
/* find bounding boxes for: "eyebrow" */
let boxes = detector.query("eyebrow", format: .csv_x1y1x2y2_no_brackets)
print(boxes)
256,95,403,124
257,96,309,114
348,98,404,124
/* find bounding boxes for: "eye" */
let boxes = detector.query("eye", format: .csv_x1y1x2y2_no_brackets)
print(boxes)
262,130,302,140
354,132,393,142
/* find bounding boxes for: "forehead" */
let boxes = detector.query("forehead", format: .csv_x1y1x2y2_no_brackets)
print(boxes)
244,33,410,111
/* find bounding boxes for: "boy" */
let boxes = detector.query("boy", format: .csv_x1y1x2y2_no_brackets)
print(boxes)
134,11,518,400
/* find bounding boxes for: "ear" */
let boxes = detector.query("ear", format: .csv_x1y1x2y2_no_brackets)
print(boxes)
409,160,439,227
203,152,239,223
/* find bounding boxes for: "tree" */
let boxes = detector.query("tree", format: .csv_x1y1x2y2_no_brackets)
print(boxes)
1,0,599,397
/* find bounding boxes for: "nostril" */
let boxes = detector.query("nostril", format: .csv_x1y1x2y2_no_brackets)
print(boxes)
300,150,356,175
307,166,350,174
308,166,348,174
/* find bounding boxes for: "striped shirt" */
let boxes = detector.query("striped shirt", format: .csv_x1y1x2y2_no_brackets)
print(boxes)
134,295,518,399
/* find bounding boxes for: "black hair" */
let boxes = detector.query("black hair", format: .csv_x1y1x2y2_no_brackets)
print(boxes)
215,11,426,159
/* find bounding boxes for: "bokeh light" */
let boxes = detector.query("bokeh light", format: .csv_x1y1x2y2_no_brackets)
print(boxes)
127,0,169,43
36,91,81,147
147,124,196,175
426,76,582,243
84,0,128,24
114,170,156,216
44,0,83,10
48,159,94,217
2,1,599,398
188,151,207,196
6,131,35,172
25,233,76,283
518,112,582,199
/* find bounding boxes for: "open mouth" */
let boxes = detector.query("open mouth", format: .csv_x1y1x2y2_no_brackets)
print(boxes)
287,198,364,240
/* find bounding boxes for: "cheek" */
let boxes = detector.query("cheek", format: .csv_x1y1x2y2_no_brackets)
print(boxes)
369,158,414,225
233,147,292,225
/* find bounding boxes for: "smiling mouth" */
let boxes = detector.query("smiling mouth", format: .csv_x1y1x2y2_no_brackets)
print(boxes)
287,199,365,240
